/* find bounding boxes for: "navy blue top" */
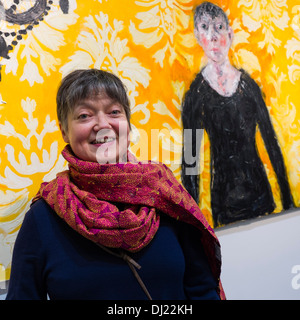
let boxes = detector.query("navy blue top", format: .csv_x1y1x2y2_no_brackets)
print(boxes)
181,70,293,226
6,199,219,300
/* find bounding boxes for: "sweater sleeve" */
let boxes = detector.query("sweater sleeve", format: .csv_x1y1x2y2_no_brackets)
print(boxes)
252,79,294,210
6,208,47,300
181,75,204,203
179,222,220,300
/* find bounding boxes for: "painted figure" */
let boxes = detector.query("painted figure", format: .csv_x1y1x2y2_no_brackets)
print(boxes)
181,2,294,227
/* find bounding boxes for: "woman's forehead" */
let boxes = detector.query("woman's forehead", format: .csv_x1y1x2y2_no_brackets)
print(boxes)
74,93,120,108
198,13,227,25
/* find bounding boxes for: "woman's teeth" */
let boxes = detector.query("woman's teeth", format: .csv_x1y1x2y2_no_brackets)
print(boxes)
92,137,115,144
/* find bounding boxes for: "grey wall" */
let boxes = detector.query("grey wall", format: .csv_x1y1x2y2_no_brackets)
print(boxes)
216,208,300,300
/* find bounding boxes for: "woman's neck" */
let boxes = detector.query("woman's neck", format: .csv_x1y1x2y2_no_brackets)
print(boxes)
202,59,241,97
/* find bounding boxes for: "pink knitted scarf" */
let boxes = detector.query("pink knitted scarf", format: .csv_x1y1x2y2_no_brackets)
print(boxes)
32,145,225,299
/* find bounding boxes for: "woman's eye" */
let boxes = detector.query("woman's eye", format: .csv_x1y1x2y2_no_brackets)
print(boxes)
78,114,89,119
218,24,223,30
111,109,121,115
201,23,208,30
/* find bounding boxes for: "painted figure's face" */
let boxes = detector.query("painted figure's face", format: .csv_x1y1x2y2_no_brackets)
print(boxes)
61,93,130,164
195,13,233,64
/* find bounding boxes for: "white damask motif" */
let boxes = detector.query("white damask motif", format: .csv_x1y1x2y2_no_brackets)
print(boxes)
238,0,290,54
0,98,58,150
0,0,79,86
129,0,193,67
230,18,261,80
0,188,29,270
0,94,6,110
289,140,300,189
151,81,183,177
285,5,300,84
266,65,298,141
60,12,151,126
0,97,61,272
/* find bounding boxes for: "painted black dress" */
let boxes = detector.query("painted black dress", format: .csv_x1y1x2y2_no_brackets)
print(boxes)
181,69,294,227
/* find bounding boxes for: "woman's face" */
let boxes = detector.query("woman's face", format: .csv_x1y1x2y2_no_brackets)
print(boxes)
195,13,232,64
60,93,130,164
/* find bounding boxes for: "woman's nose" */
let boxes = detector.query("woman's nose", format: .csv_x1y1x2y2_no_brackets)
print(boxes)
94,113,111,130
209,27,218,42
210,32,218,42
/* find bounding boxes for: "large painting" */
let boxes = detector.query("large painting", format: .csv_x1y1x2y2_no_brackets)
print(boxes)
0,0,300,284
179,0,300,227
181,2,294,227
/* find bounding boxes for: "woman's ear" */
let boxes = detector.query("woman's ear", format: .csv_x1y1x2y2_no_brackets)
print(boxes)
59,123,69,143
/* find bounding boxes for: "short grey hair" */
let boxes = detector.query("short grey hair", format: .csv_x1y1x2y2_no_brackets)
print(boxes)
194,2,229,30
57,69,131,132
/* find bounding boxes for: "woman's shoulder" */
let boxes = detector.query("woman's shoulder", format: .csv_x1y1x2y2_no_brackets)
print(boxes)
23,198,59,233
12,199,57,258
29,198,54,218
239,69,260,89
181,70,205,99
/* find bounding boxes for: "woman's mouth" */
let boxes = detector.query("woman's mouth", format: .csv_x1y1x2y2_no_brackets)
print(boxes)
91,136,116,145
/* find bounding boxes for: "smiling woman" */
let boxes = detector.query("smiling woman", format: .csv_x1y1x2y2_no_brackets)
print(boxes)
62,95,130,164
6,68,225,300
57,69,131,164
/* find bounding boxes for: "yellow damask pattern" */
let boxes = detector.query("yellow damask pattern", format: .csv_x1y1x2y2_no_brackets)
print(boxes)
0,0,299,281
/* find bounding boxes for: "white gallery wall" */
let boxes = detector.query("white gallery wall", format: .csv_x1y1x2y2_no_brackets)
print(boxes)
216,208,300,300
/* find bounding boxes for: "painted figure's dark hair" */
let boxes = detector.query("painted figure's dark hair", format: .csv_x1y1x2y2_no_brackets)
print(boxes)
194,2,229,29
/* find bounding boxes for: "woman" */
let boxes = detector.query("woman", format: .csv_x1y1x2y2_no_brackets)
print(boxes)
181,2,294,227
6,69,224,300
